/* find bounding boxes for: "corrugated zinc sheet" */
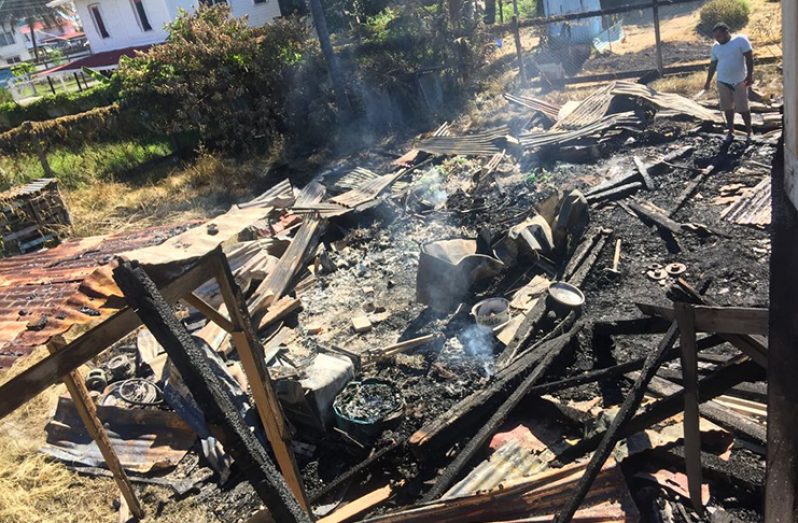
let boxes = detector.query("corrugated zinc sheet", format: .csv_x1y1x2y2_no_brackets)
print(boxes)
42,396,196,473
721,177,771,227
0,223,198,368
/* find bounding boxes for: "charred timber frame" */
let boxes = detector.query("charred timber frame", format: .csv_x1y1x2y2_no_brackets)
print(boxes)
113,260,310,523
0,247,310,514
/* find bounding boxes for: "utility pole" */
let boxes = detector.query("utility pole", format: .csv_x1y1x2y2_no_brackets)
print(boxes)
307,0,352,115
651,0,664,76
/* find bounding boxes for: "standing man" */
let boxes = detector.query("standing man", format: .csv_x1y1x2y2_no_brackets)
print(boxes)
703,22,754,142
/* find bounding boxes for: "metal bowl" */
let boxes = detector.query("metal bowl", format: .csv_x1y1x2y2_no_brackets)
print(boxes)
471,297,510,328
547,282,585,310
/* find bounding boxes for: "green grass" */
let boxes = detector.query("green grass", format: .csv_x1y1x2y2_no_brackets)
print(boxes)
0,139,174,191
500,0,538,23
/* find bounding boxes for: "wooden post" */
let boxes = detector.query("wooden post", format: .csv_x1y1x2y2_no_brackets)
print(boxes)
73,72,83,91
35,141,54,178
112,260,310,523
674,303,704,513
47,338,144,520
765,0,798,512
651,0,664,76
46,76,56,95
211,251,310,512
499,0,504,24
766,56,798,522
307,0,352,114
511,0,526,82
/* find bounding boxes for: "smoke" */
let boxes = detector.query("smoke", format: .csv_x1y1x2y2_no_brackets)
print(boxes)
414,166,448,209
458,324,496,377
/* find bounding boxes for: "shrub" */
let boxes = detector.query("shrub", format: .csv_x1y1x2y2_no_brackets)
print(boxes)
0,82,120,131
0,88,13,105
117,5,328,153
699,0,750,35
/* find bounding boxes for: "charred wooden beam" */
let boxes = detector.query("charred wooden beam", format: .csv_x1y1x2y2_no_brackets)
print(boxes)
633,156,655,190
554,321,681,522
648,146,695,175
494,298,549,368
593,316,673,336
423,323,584,501
112,261,310,523
660,446,765,495
558,356,762,464
585,171,642,197
410,340,551,453
531,333,725,399
585,182,642,204
627,199,683,235
309,439,402,503
567,230,611,286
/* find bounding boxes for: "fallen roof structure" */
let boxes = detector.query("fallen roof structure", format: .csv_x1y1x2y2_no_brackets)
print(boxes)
0,80,779,522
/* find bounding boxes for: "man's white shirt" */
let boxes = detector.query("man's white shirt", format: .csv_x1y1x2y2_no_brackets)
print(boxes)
710,34,753,85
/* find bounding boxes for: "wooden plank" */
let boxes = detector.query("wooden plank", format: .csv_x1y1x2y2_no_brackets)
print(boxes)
319,481,401,523
250,184,325,322
183,292,235,333
0,251,219,421
642,374,767,445
48,338,144,520
212,252,310,512
112,260,310,523
253,296,303,332
674,303,704,512
369,334,438,361
636,302,768,368
628,198,683,234
691,306,769,336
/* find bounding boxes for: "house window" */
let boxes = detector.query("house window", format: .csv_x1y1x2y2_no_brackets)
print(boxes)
131,0,153,32
6,56,20,65
89,4,110,38
200,0,227,5
254,0,268,4
0,30,15,46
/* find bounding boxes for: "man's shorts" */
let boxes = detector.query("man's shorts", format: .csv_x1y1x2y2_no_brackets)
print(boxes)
717,81,749,112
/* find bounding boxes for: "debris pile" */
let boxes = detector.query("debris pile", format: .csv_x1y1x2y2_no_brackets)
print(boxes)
0,80,778,522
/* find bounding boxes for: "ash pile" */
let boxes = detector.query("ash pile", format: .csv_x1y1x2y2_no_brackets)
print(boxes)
39,80,778,523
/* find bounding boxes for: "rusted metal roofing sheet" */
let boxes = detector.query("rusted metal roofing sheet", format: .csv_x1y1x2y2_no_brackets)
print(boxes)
0,224,197,368
42,396,196,473
0,183,294,369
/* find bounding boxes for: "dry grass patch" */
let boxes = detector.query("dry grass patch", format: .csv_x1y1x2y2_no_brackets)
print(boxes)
0,348,118,523
65,152,269,237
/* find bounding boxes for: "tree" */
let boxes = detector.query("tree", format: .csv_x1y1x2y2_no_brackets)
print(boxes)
117,5,329,152
0,0,65,63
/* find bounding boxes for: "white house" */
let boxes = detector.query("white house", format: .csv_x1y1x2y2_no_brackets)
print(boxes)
0,23,32,66
73,0,281,54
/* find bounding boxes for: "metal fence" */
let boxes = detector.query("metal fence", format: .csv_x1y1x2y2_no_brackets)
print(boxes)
487,0,776,86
